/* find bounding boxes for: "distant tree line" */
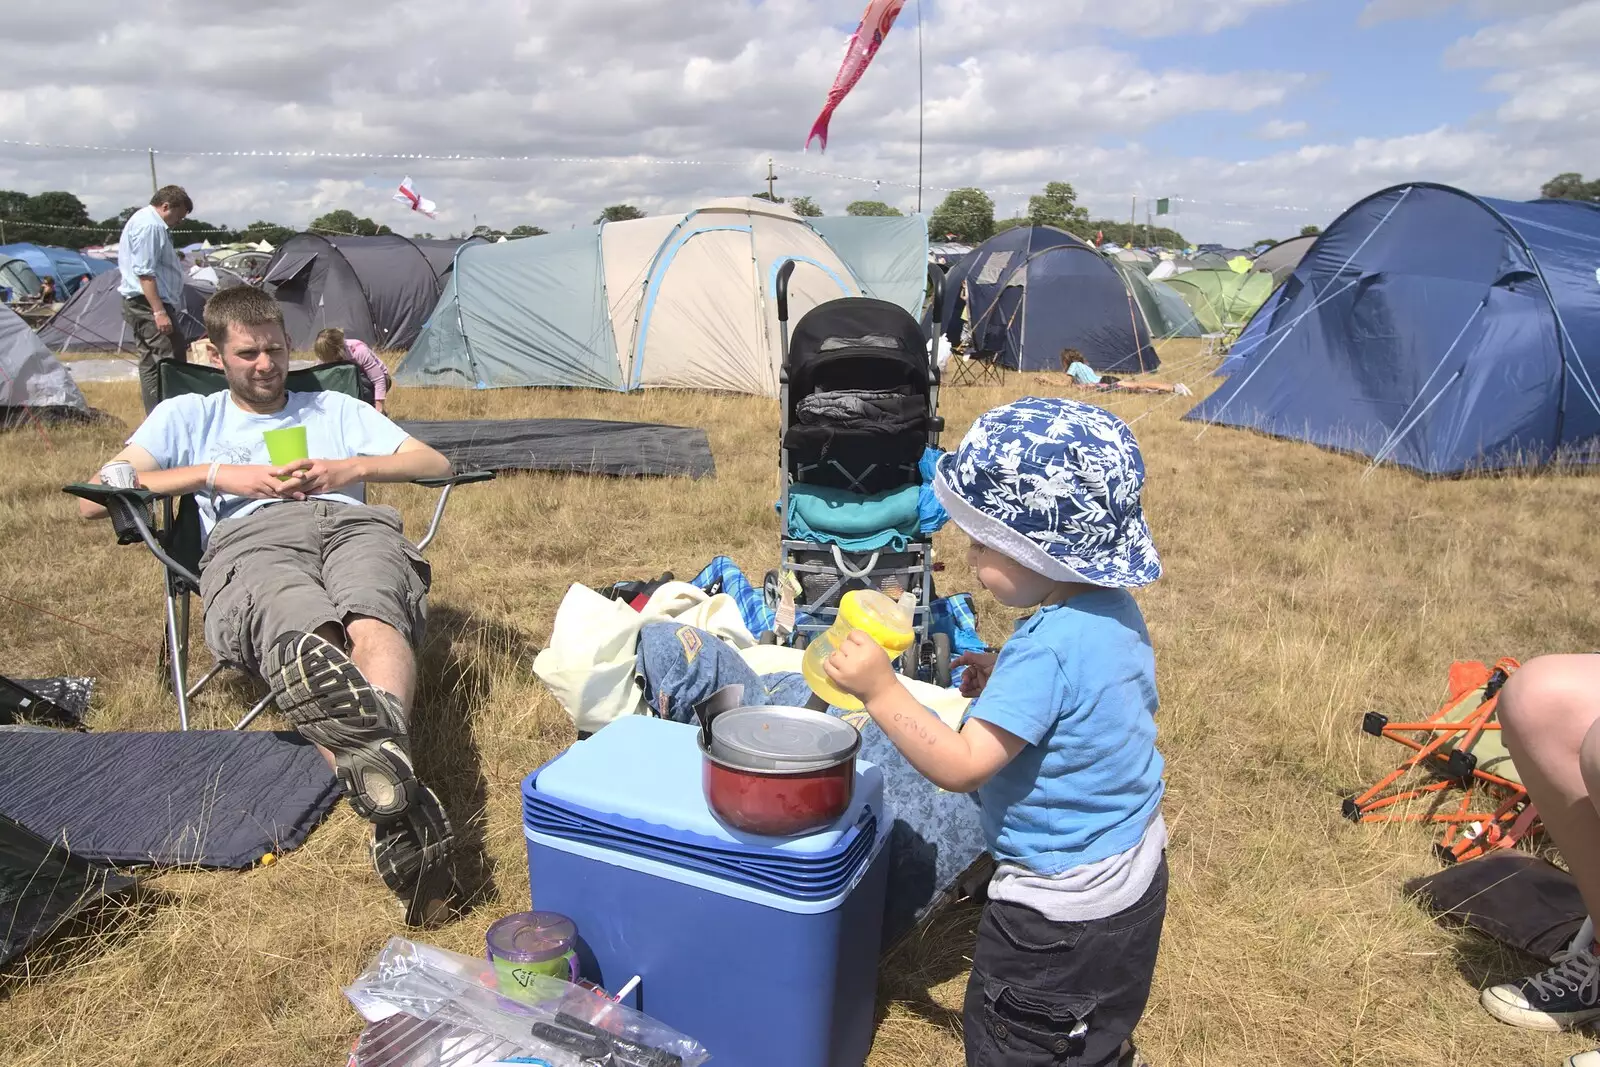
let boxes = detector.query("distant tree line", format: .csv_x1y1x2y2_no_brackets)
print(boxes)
927,184,1188,248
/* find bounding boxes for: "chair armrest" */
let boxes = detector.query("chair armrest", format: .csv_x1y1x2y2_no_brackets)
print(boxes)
62,482,162,508
412,470,496,489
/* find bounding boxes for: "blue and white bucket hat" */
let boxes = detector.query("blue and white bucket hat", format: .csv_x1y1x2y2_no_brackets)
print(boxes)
933,396,1162,588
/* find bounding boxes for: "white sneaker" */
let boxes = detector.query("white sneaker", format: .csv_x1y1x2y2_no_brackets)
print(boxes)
1481,937,1600,1032
1565,1051,1600,1067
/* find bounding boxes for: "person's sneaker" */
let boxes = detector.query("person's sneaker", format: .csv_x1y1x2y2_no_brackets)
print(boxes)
1567,1050,1600,1067
1481,939,1600,1031
263,630,419,822
370,782,457,928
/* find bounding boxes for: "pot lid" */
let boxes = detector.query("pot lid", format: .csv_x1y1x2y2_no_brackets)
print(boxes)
710,707,860,766
485,911,576,963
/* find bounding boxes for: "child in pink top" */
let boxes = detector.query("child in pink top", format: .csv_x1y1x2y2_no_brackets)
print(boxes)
314,327,391,413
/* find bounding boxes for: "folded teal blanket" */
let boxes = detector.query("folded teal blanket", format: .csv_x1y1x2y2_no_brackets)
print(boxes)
786,483,922,551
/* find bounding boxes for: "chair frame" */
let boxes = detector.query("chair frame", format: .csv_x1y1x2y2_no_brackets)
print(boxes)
64,361,493,731
1343,658,1538,863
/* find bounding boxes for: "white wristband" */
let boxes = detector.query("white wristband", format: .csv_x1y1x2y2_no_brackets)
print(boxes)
206,460,221,495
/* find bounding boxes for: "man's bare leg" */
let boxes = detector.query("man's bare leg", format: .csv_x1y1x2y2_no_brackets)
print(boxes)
1499,655,1600,920
1481,654,1600,1032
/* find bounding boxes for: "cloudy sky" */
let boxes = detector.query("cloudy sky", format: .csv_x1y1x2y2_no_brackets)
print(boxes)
0,0,1594,242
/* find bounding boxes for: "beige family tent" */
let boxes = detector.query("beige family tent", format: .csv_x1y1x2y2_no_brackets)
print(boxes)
396,197,927,396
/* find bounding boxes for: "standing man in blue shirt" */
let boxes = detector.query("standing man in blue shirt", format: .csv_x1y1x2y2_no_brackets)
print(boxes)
119,185,193,413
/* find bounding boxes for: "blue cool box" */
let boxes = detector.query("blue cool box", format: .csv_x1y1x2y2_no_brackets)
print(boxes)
523,715,890,1067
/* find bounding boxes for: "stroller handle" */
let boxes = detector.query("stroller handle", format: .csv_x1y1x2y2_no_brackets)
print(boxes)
776,259,798,324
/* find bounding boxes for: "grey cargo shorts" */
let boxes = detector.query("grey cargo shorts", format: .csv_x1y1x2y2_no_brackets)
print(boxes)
198,500,432,675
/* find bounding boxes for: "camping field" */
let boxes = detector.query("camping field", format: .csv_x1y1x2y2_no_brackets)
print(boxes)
5,338,1600,1066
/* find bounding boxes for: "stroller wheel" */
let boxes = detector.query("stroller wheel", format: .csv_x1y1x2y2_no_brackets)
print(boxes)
793,634,809,651
762,570,781,610
758,630,778,646
933,632,952,688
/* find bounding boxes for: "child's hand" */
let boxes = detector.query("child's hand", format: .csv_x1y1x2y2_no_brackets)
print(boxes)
823,630,900,704
952,651,998,698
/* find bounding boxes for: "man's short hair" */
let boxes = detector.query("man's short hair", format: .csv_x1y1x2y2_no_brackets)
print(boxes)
204,286,286,349
150,185,194,213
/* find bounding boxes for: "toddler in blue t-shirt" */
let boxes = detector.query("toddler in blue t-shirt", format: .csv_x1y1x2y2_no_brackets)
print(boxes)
824,396,1167,1067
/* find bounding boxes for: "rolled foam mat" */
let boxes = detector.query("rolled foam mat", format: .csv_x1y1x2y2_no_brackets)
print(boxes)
395,418,715,479
0,730,340,868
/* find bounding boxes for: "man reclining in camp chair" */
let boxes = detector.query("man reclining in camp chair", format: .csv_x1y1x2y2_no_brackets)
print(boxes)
77,285,457,925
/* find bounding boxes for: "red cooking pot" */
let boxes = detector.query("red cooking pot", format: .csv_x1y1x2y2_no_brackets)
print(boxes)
694,686,860,837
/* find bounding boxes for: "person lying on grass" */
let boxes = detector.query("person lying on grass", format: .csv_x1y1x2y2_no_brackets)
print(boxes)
823,397,1168,1067
76,284,457,927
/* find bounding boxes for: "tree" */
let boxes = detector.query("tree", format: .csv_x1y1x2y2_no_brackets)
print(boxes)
310,209,390,236
509,224,549,237
1027,182,1090,232
992,217,1030,234
846,200,902,217
1299,225,1321,237
787,195,822,217
238,220,296,246
1249,237,1281,249
0,190,109,247
595,204,646,224
928,188,995,244
752,191,781,202
1541,172,1600,202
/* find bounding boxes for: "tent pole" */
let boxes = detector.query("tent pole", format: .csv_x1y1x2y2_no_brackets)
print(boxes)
149,149,158,195
916,0,924,214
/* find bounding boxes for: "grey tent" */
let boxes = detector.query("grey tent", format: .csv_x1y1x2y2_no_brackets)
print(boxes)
1,255,42,300
262,233,481,352
1251,234,1318,285
36,268,243,354
0,303,90,424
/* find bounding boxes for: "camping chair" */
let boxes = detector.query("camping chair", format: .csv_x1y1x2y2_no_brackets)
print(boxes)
1344,658,1539,863
944,348,1007,387
62,360,495,731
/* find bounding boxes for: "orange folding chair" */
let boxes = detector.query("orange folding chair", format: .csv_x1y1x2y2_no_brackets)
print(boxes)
1344,658,1540,863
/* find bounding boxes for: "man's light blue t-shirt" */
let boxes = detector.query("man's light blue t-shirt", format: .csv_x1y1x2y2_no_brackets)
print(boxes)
966,589,1165,876
117,205,184,305
129,390,410,541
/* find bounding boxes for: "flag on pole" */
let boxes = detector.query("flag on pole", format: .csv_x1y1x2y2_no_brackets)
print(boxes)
1155,198,1172,216
393,177,437,219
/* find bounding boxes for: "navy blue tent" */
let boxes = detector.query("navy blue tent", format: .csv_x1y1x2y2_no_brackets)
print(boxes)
1185,184,1600,474
0,243,111,297
942,227,1158,374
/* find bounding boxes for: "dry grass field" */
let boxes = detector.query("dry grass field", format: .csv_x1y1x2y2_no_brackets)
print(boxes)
4,338,1600,1066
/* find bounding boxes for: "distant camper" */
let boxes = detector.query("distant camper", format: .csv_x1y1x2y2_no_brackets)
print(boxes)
118,185,193,413
315,328,391,414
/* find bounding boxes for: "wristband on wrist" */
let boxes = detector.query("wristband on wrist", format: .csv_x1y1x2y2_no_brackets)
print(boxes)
206,460,221,496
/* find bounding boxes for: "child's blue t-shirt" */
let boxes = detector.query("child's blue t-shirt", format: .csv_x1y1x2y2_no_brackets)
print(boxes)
966,589,1164,876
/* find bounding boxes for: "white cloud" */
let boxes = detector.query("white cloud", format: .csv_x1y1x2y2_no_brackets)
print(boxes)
1256,119,1309,139
0,0,1589,243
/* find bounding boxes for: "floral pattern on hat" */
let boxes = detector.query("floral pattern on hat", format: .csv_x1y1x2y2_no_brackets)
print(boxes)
933,396,1162,588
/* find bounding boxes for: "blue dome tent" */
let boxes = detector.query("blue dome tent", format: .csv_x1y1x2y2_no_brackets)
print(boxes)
1185,183,1600,474
0,243,112,297
942,227,1159,374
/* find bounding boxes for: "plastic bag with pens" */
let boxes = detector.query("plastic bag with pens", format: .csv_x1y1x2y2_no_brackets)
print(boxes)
344,938,710,1067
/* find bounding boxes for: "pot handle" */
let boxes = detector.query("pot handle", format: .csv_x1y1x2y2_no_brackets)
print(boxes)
692,684,747,738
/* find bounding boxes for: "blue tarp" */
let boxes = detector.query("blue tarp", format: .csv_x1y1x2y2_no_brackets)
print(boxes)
941,227,1158,374
1185,184,1600,474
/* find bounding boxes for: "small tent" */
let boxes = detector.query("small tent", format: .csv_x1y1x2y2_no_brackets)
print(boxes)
1185,183,1600,474
1213,284,1287,377
0,244,112,297
261,233,479,351
1107,258,1203,339
36,267,242,354
1163,270,1275,332
0,303,91,425
1252,234,1317,286
942,227,1159,374
0,255,42,299
397,198,891,396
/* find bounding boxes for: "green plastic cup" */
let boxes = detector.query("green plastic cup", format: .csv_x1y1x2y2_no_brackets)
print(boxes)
262,425,308,469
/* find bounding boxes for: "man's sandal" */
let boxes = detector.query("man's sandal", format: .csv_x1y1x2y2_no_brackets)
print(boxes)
263,630,418,822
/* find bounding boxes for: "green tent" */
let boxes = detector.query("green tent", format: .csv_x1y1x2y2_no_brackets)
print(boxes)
1107,259,1202,339
1162,270,1275,333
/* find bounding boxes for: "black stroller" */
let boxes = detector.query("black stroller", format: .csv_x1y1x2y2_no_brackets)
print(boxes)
764,261,952,686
